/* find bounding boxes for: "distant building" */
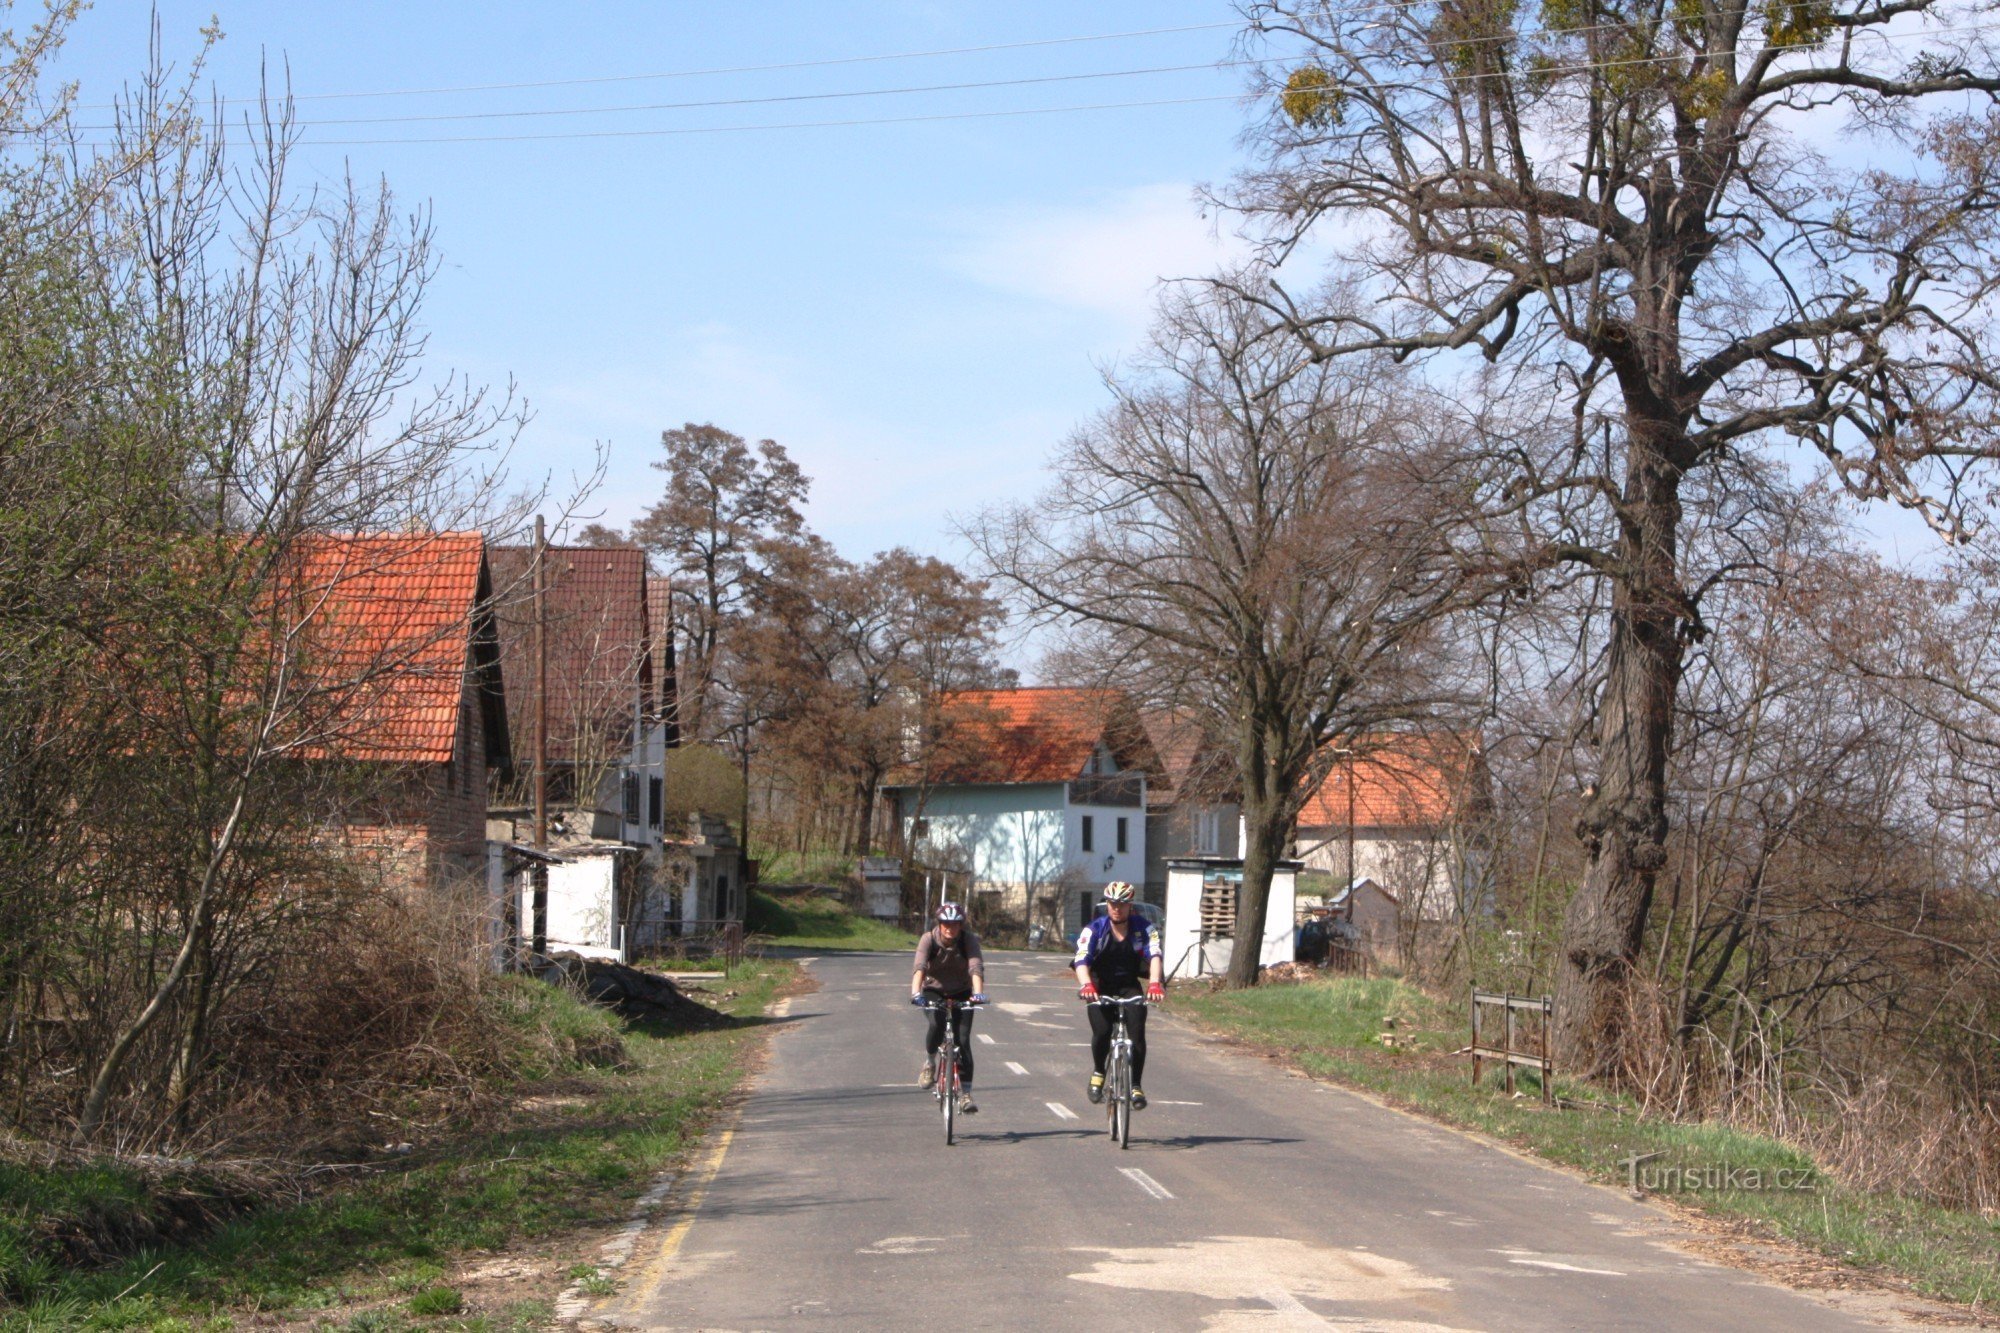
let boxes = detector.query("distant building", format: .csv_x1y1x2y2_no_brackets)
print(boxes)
1288,733,1489,921
487,543,658,839
1141,708,1241,906
282,531,511,898
884,687,1162,940
486,545,744,954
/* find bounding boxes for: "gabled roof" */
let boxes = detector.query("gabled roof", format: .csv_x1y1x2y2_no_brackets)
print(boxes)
647,573,679,743
282,533,493,764
1139,707,1237,809
928,687,1162,785
1297,733,1482,829
489,545,652,764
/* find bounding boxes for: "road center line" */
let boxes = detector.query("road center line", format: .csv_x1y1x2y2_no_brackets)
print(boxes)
1005,1061,1029,1075
1119,1166,1175,1200
1046,1101,1079,1120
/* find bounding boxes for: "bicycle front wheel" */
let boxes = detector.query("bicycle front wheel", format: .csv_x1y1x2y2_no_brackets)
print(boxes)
942,1048,957,1145
1114,1056,1132,1148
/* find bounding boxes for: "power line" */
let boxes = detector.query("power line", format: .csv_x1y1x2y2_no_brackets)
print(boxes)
274,92,1247,148
83,19,1243,108
210,60,1253,130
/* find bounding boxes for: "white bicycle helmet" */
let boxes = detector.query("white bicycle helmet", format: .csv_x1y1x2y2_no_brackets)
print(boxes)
1102,881,1136,905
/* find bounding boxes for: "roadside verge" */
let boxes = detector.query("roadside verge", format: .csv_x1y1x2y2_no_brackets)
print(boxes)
1173,974,2000,1316
3,961,806,1333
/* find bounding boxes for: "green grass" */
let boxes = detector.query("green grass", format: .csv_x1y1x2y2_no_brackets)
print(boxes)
746,887,915,952
1,962,796,1330
752,848,857,887
1176,975,2000,1308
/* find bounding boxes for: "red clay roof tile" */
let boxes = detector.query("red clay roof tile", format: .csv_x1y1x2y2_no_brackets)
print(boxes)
932,688,1159,785
1297,733,1482,829
281,533,487,764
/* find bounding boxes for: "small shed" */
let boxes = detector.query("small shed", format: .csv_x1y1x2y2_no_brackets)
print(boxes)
1330,875,1401,960
516,842,642,961
859,856,903,920
1163,856,1301,980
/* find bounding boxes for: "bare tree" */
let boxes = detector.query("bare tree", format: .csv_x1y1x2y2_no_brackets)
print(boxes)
631,424,808,743
1229,0,2000,1071
51,62,523,1143
973,282,1478,986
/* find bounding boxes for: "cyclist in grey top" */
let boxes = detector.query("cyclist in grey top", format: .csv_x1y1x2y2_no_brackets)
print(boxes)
910,902,986,1112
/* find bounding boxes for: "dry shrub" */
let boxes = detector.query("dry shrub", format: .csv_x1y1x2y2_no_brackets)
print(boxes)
179,880,556,1157
1804,1076,2000,1213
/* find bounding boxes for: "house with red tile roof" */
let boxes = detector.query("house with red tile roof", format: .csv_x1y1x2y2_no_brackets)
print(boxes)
278,532,509,896
488,545,659,839
1290,733,1487,921
485,546,740,955
1140,707,1242,900
884,687,1163,940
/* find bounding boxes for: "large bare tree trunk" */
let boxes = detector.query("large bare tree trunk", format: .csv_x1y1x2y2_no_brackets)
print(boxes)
1555,435,1686,1078
1228,721,1289,989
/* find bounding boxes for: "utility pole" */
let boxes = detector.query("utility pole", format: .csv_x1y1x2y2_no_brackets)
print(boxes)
532,515,549,960
1346,747,1357,898
1332,744,1357,903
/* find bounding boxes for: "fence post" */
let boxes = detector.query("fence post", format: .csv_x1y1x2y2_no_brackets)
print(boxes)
1470,986,1482,1087
1541,996,1554,1105
1503,992,1517,1096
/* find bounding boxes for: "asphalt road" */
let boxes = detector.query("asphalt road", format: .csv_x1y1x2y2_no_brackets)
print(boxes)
593,951,1900,1332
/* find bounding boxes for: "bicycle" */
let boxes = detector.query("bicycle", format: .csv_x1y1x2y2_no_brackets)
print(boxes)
1089,995,1148,1149
915,995,984,1145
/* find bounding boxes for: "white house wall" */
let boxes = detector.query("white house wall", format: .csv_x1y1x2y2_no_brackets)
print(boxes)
1292,826,1463,920
524,856,622,959
910,783,1069,891
1064,799,1145,889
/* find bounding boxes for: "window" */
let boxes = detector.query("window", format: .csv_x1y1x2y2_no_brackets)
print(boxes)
1081,815,1094,852
1195,809,1220,854
623,772,641,824
1116,816,1128,854
648,776,663,828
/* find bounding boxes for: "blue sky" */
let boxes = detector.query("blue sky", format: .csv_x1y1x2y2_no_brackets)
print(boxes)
53,3,1257,566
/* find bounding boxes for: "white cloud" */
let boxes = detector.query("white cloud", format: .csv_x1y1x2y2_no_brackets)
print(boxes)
938,182,1250,340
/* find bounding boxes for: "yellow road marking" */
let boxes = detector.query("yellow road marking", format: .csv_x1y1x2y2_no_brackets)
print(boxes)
607,1118,738,1312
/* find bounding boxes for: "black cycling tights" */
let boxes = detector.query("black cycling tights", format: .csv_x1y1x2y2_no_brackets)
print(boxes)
1087,1001,1148,1087
924,1003,975,1085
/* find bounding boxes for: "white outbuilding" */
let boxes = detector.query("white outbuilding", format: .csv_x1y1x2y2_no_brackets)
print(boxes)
1162,856,1301,980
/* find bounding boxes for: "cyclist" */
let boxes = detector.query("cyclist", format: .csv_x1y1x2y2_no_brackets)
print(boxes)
910,901,986,1113
1073,881,1166,1109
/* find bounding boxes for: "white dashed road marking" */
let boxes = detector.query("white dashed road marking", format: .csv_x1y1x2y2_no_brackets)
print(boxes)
1119,1167,1175,1200
1507,1257,1626,1276
1047,1102,1079,1121
1005,1062,1029,1076
976,1034,995,1045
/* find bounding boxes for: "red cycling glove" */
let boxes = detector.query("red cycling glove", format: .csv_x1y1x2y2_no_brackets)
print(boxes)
1078,982,1100,1002
1147,981,1166,1003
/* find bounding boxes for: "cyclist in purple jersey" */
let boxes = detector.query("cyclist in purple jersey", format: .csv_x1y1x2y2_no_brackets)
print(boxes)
1073,882,1166,1109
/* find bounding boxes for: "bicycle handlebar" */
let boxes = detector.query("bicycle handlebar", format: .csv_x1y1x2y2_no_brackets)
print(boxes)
1083,995,1150,1006
914,996,987,1010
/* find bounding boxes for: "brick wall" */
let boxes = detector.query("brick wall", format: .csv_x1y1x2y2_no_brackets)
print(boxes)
340,679,494,895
